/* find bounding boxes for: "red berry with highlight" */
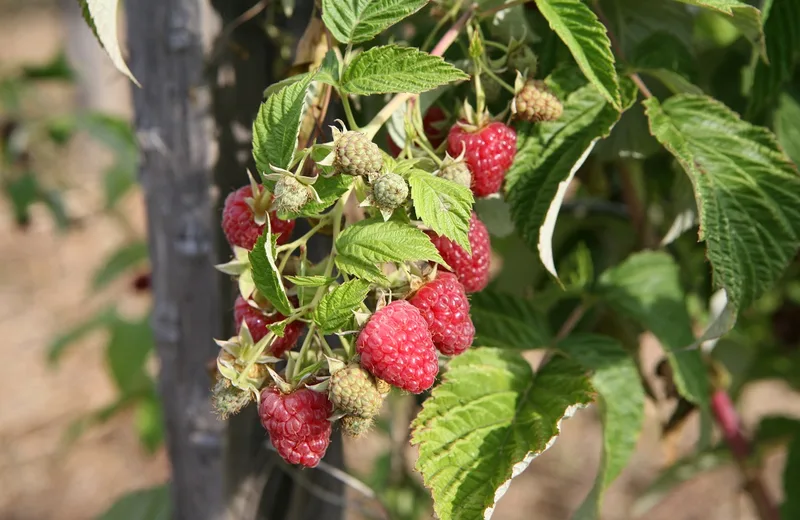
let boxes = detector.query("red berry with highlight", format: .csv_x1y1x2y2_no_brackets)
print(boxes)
356,300,438,393
234,296,304,357
428,212,490,293
447,121,517,197
222,185,295,250
409,272,475,356
259,387,332,468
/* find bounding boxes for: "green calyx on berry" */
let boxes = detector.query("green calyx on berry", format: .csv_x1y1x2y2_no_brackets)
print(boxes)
212,376,252,420
215,320,282,399
243,170,273,226
512,74,563,123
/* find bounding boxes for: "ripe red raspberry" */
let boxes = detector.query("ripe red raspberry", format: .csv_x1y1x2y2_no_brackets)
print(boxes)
428,212,491,293
259,386,332,468
409,272,475,356
447,121,517,197
356,300,438,393
234,296,304,357
221,185,295,250
387,106,448,156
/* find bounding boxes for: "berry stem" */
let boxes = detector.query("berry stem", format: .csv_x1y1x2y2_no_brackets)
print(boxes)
276,217,330,253
341,94,360,130
362,5,475,139
481,66,515,95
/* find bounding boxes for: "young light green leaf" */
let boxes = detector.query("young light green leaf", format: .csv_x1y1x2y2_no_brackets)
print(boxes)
533,0,620,109
253,74,313,173
644,95,800,311
558,334,645,519
744,0,800,116
335,218,446,278
80,0,140,86
340,45,469,95
92,241,149,290
408,169,473,251
411,348,593,520
673,0,766,61
334,255,388,284
249,231,293,316
508,81,634,280
470,291,552,349
322,0,429,44
598,251,708,406
313,279,371,333
284,275,336,287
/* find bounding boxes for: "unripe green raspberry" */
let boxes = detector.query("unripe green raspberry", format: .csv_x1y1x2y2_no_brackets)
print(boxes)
329,365,384,418
340,415,373,438
508,46,538,77
372,172,408,211
514,80,563,123
438,160,471,188
212,377,251,420
273,176,309,214
334,131,383,177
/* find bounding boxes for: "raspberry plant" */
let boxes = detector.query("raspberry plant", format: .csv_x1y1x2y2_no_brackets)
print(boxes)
80,0,800,517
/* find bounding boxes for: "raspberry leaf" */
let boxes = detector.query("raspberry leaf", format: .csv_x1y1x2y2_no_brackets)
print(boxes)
340,45,469,95
557,334,645,519
470,291,552,349
743,0,800,116
107,317,154,394
533,0,621,109
673,0,766,61
776,92,800,166
79,0,140,86
408,169,474,252
284,174,354,218
249,230,293,316
598,251,709,407
629,33,702,95
507,78,636,281
335,218,447,281
782,429,800,519
284,275,336,287
411,348,593,520
253,74,314,173
644,94,800,312
322,0,428,44
313,279,371,333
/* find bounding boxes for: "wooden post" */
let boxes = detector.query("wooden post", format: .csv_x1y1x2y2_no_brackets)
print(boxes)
125,1,225,519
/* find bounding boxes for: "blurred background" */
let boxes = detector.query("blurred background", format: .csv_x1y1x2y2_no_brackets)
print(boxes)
1,1,799,519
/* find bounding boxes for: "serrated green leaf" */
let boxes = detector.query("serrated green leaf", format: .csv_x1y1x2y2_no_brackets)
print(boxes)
408,169,473,251
80,0,140,86
249,230,293,316
533,0,621,109
558,334,645,519
96,485,171,520
284,275,336,287
411,348,594,520
507,81,633,280
313,279,371,333
744,0,800,116
335,218,446,277
93,241,149,290
644,95,800,311
322,0,428,44
334,255,388,284
317,49,340,86
470,291,552,349
285,174,353,218
253,75,313,173
340,45,469,95
598,251,708,406
674,0,766,60
107,317,153,394
599,0,693,54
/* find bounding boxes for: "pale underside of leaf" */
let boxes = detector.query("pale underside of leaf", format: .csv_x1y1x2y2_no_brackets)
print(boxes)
644,94,800,311
85,0,140,86
411,349,593,520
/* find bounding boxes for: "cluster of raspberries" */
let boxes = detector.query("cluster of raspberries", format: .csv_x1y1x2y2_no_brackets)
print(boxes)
217,118,506,468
